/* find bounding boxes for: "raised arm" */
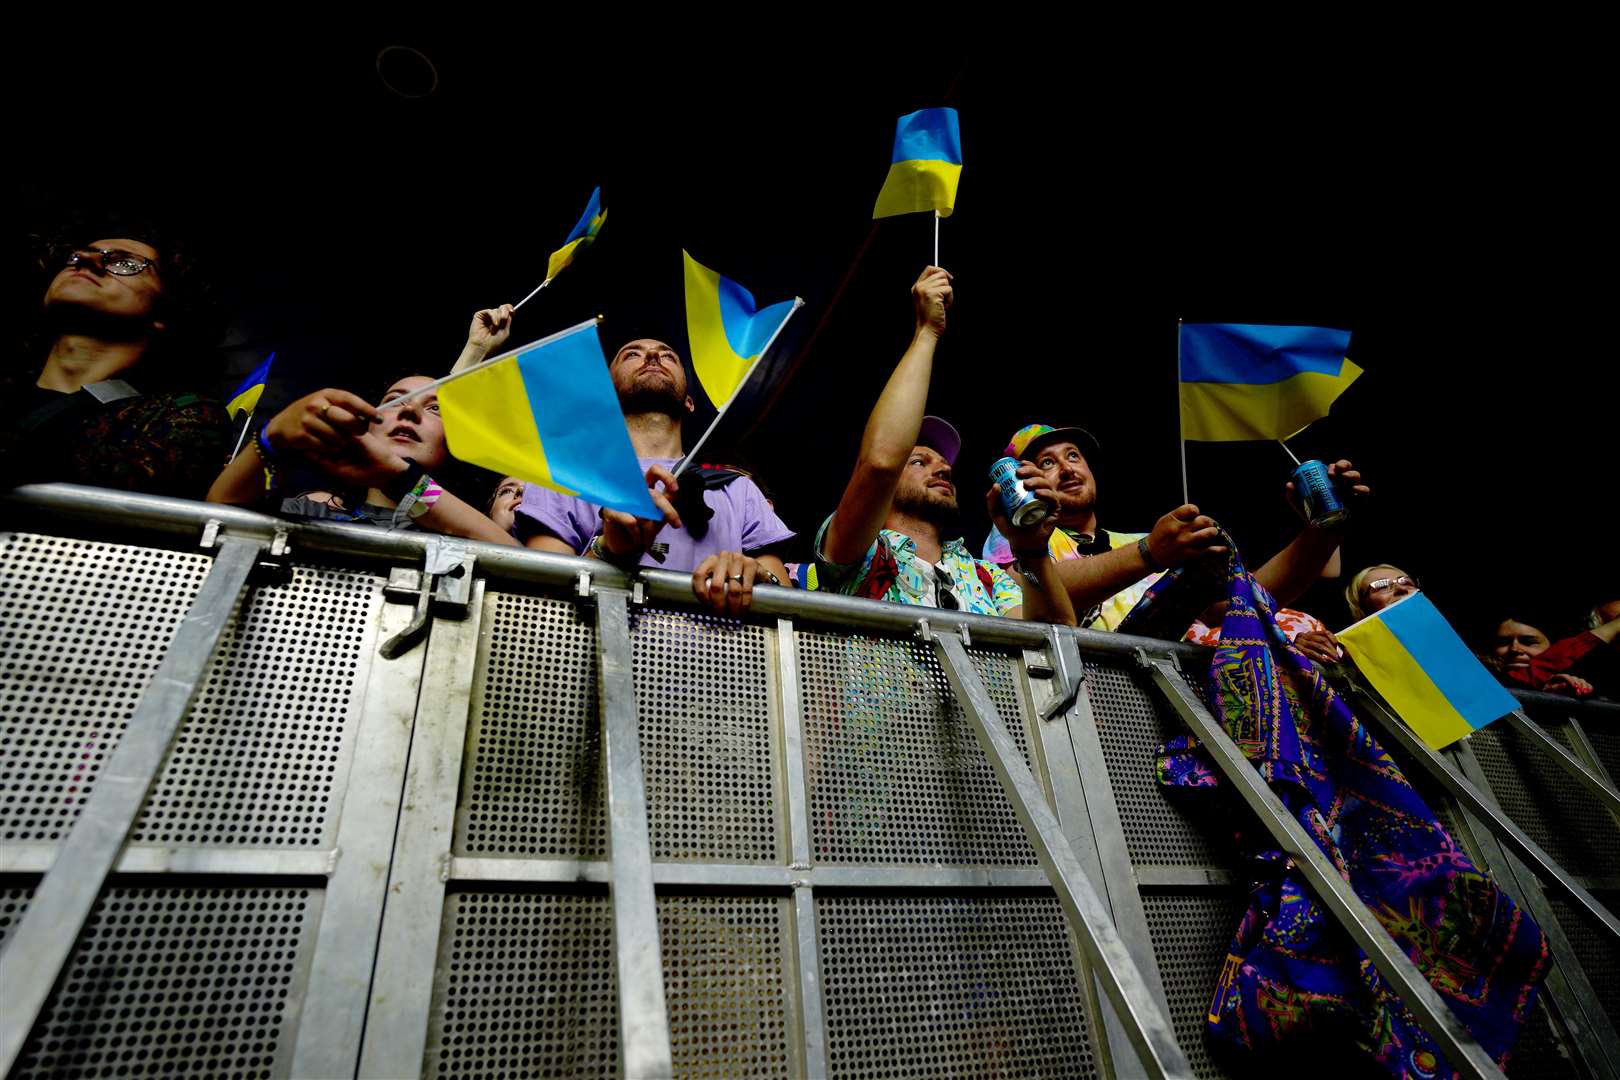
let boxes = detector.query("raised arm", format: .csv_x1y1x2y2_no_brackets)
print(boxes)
449,305,515,374
1252,460,1369,607
821,267,953,565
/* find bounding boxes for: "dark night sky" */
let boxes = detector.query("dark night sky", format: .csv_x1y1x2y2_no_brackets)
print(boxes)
9,32,1614,640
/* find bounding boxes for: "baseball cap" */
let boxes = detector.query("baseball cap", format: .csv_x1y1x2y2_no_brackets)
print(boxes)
1005,422,1101,462
917,415,961,466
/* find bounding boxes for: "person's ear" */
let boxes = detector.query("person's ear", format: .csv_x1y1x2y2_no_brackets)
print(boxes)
684,394,695,415
149,318,168,334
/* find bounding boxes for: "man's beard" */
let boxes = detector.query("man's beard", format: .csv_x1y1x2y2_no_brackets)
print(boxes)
620,382,685,417
894,484,958,528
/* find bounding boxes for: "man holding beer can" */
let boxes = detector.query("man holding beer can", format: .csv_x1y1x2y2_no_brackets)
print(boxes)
813,267,1076,624
983,422,1367,631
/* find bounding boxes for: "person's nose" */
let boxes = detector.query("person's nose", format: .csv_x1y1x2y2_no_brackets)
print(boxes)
392,401,421,423
67,250,107,276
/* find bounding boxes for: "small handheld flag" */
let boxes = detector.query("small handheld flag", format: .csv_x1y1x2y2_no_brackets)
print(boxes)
1178,323,1361,442
682,251,800,411
676,252,803,477
434,320,660,519
1337,592,1519,751
226,352,275,420
873,108,962,220
513,187,608,312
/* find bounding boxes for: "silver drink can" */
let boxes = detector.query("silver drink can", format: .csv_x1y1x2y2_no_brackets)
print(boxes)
1291,459,1348,527
989,456,1050,528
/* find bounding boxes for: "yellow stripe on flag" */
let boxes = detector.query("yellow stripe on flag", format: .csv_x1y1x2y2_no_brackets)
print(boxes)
1179,359,1363,441
1338,613,1475,750
437,357,577,497
225,383,266,419
873,159,963,219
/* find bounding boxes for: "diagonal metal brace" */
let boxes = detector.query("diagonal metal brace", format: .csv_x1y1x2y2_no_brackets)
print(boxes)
1502,708,1620,819
930,629,1193,1078
1134,648,1506,1079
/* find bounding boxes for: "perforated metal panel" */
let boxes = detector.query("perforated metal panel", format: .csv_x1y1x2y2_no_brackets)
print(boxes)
1578,718,1620,787
1548,889,1620,1031
0,533,209,843
1086,658,1224,868
817,892,1096,1078
798,631,1037,865
426,891,793,1079
130,565,379,848
1141,891,1247,1080
456,591,605,857
7,885,319,1080
1467,725,1620,881
631,607,780,862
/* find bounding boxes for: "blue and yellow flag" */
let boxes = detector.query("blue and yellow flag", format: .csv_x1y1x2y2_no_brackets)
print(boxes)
1337,593,1520,750
437,320,659,519
1179,323,1361,441
682,251,801,410
546,187,607,282
873,108,962,219
225,352,275,419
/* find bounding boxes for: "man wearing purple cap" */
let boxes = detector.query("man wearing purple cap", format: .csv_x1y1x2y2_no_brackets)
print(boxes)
516,337,795,616
984,423,1366,631
813,268,1075,624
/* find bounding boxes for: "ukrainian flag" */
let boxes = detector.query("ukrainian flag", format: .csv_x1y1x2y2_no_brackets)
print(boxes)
1179,323,1362,441
546,187,607,282
437,320,660,520
1337,593,1519,750
682,251,801,410
225,352,275,419
873,108,962,219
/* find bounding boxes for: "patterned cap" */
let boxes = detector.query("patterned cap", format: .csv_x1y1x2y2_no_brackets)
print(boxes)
1005,423,1101,462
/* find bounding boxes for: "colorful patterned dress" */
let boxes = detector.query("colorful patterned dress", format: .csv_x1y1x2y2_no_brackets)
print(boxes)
1119,546,1551,1078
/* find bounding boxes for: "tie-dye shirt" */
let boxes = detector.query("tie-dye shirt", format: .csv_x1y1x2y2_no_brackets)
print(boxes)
816,515,1022,616
983,522,1159,631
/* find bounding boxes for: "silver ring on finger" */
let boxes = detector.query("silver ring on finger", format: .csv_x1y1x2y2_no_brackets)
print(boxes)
730,575,744,583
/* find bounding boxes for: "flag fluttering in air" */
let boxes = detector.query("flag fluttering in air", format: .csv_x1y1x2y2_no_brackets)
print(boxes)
873,108,962,219
1178,322,1361,441
1337,593,1519,750
546,187,607,282
682,251,801,411
225,352,276,419
436,320,659,519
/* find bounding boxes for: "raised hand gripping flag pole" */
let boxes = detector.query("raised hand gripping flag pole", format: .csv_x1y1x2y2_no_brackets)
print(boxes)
390,319,659,519
675,251,803,478
873,107,961,267
224,351,275,462
512,187,607,312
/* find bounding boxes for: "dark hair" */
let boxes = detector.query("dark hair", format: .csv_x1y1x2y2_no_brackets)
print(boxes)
17,210,226,392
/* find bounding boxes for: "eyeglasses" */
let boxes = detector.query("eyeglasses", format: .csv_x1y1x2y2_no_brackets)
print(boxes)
934,565,961,611
1366,575,1418,594
62,247,158,277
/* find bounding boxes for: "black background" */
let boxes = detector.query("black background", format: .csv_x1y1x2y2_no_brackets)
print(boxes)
9,30,1614,639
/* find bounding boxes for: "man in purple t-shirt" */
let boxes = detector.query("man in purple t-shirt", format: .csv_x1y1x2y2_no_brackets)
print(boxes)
516,337,794,616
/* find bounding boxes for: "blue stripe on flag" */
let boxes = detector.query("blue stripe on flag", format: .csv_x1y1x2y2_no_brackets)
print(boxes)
1180,323,1352,385
1378,594,1520,729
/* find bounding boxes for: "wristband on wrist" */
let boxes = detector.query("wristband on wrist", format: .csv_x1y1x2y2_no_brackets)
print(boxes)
1137,536,1162,572
395,474,441,524
250,429,279,492
587,532,637,566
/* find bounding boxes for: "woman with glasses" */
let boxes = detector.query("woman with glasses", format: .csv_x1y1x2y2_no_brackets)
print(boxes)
2,224,232,497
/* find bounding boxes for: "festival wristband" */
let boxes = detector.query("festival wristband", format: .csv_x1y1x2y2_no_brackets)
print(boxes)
403,476,442,520
251,430,279,492
1137,536,1162,572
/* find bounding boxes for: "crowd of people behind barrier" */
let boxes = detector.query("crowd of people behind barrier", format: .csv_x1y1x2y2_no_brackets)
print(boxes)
6,217,1617,700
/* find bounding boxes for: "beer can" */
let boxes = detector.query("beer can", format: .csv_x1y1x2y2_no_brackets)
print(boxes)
1291,459,1348,527
989,456,1050,528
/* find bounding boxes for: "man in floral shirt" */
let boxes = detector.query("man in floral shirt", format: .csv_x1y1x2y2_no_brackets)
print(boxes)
814,267,1073,626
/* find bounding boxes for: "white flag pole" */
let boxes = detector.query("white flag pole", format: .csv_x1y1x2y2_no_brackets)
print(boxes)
512,276,551,312
1177,319,1189,505
227,410,255,463
933,210,940,266
388,317,601,410
674,299,805,479
1277,438,1303,467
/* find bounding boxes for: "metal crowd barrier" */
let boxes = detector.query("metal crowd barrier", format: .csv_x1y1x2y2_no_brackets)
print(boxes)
1,484,1616,1079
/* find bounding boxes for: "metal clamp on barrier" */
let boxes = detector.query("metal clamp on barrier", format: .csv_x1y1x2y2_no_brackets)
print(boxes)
1133,647,1508,1080
1029,627,1086,722
928,624,1193,1079
381,538,475,659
